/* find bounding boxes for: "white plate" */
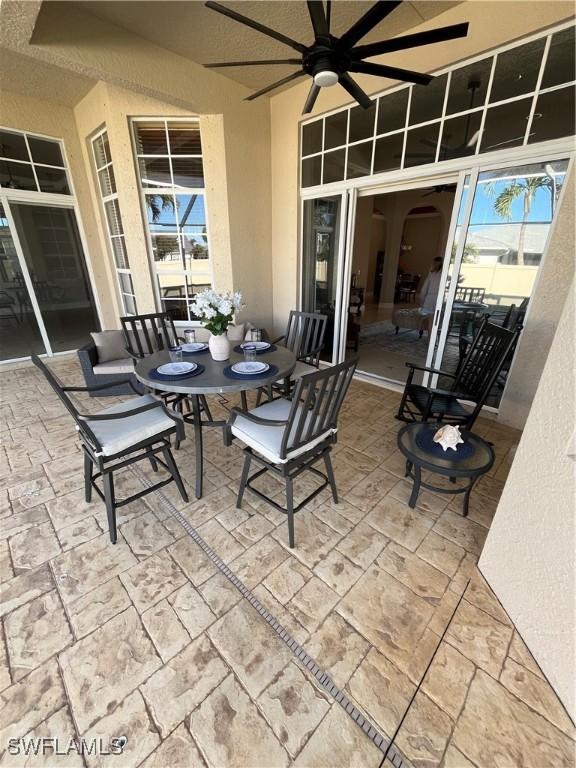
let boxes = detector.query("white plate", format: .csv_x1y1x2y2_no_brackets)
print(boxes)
231,361,270,375
240,341,270,351
157,362,197,375
182,342,208,352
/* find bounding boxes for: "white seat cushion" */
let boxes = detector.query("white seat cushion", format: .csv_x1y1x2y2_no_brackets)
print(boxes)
231,398,335,464
86,394,177,456
93,358,135,375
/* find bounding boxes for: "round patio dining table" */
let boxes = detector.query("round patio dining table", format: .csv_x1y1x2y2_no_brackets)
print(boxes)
134,345,296,499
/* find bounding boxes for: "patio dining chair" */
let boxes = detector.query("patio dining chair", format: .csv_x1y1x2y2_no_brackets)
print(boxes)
32,355,187,544
396,316,522,429
226,356,358,548
120,311,180,359
121,311,212,419
257,310,327,402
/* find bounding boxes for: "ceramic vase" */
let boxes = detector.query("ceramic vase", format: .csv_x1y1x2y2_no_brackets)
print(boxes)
208,332,231,361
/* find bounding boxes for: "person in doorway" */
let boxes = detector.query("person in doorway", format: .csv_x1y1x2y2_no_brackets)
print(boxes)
419,257,443,334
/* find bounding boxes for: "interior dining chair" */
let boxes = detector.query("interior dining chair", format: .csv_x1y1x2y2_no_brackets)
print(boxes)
226,356,358,548
32,355,187,544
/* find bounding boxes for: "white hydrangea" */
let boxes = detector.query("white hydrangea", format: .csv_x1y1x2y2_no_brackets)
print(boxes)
189,289,245,334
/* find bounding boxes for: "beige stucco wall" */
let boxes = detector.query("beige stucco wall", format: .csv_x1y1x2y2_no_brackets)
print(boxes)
480,275,576,720
499,167,575,428
270,1,574,334
73,82,236,322
2,0,273,330
0,88,117,328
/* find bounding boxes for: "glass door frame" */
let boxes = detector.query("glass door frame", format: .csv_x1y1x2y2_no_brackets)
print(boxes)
426,151,574,390
299,189,351,365
300,143,574,401
0,188,103,362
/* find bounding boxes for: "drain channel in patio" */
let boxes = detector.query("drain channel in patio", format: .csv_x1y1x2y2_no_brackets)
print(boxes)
131,463,469,768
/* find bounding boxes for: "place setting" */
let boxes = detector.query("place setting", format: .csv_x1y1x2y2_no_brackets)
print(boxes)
181,329,209,355
233,328,276,355
224,342,278,380
148,344,206,381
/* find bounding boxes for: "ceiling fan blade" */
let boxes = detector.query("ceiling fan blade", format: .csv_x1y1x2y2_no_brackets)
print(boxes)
206,59,302,68
244,70,307,101
205,2,307,53
338,1,403,49
351,22,469,59
349,60,432,86
339,72,373,109
307,1,329,39
303,83,321,114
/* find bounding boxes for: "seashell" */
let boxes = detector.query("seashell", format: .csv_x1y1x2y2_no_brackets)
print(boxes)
433,424,464,452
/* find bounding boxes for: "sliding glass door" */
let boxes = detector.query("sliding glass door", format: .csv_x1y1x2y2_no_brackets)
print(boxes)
301,194,348,363
0,203,47,360
430,158,570,405
0,199,99,361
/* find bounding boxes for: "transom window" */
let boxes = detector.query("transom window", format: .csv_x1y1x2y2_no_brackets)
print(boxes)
91,128,137,316
132,119,211,323
301,23,575,187
0,128,71,194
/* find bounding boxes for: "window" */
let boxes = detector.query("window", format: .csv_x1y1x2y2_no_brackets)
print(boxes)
132,119,211,323
300,21,576,188
0,129,71,194
91,128,137,315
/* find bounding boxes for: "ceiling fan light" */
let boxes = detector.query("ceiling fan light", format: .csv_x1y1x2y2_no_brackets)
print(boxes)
314,70,338,88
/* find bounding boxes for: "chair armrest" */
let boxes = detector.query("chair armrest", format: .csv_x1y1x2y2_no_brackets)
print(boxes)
224,406,289,446
404,362,457,379
426,386,472,401
227,407,289,428
77,342,98,369
76,399,166,421
63,379,141,395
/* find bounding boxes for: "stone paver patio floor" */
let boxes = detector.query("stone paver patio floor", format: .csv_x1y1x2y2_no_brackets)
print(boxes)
0,357,574,767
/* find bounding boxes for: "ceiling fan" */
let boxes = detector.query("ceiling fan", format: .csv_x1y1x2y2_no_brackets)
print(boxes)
204,1,469,114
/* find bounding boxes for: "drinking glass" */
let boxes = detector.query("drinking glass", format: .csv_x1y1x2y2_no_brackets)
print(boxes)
184,328,196,344
250,327,262,342
169,345,183,363
243,344,257,363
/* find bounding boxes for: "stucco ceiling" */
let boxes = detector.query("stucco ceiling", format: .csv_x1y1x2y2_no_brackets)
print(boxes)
68,1,462,91
0,47,96,106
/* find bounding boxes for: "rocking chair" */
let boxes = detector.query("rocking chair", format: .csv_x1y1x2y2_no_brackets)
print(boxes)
396,315,522,430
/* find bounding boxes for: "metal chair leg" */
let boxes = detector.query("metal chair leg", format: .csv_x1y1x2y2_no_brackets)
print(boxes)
324,451,338,504
84,452,93,503
149,454,158,472
237,453,251,508
162,448,188,503
286,476,295,548
102,471,117,544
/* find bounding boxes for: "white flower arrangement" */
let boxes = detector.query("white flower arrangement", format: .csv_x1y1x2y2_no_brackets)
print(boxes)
189,289,244,336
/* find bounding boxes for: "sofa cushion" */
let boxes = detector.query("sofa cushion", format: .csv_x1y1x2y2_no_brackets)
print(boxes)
93,358,135,375
227,323,245,342
91,330,126,363
86,394,177,456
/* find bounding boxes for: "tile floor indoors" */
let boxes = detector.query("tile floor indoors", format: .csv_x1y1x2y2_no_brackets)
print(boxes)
0,356,574,768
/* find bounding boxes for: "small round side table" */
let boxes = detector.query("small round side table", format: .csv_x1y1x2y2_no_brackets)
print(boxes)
397,423,495,516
